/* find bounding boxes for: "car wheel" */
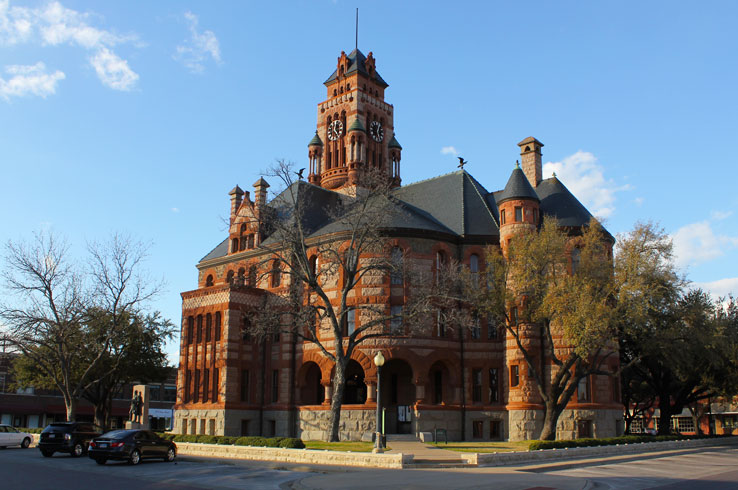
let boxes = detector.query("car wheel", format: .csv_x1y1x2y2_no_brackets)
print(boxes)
41,450,54,457
164,447,176,462
71,442,84,457
21,438,31,449
95,458,107,465
129,449,141,465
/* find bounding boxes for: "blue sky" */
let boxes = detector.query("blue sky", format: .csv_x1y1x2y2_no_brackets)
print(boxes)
2,1,737,362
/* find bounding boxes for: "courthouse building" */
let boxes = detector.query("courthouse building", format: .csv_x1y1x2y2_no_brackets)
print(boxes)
173,48,622,441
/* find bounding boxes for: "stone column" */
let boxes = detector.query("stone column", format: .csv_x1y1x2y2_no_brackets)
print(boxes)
322,382,332,405
367,382,377,403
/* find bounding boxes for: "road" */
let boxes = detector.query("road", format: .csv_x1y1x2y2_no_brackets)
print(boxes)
1,444,737,489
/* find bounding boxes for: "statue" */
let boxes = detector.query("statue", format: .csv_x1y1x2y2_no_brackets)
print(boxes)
129,391,142,423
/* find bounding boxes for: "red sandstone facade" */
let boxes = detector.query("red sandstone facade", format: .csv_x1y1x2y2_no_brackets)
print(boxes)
173,49,622,441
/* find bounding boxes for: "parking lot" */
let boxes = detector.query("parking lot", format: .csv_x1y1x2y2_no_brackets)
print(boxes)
0,446,314,490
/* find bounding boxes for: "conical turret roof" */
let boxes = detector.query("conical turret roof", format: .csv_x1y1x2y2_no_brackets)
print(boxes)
348,117,365,132
497,164,539,203
308,131,323,147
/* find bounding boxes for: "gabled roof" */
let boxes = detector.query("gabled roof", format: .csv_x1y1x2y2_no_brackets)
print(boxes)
497,166,539,203
198,169,608,265
324,49,389,88
393,170,499,237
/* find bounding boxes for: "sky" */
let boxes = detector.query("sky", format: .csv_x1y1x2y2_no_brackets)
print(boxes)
1,1,737,363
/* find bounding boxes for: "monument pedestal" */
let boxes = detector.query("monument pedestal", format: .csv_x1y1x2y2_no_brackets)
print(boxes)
126,384,151,430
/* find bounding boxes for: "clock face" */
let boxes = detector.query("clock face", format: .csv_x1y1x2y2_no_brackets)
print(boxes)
369,120,384,142
327,120,343,141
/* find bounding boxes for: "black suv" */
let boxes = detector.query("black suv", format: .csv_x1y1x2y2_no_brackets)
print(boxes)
38,422,102,457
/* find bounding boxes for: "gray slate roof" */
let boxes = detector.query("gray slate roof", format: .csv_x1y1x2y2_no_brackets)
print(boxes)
497,166,539,203
199,169,604,264
324,49,389,88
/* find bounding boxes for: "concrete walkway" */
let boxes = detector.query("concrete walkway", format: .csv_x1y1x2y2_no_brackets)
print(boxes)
385,439,470,466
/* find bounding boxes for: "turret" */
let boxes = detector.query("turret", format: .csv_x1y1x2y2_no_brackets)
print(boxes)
229,185,244,223
497,162,540,256
253,177,269,210
308,131,323,185
388,133,402,186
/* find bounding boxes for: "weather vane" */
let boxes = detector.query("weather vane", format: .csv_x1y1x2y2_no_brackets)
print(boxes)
457,156,468,169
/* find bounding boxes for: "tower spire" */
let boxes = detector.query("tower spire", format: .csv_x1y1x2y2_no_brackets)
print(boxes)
355,8,358,51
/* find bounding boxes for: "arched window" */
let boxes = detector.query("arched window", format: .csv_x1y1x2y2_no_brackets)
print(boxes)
571,248,581,274
390,247,403,285
248,234,255,249
205,313,212,342
231,238,239,253
196,315,203,343
226,270,234,285
205,275,214,287
237,267,245,286
214,312,221,341
248,265,257,287
435,250,446,284
271,261,281,288
187,316,194,345
469,254,479,287
309,255,318,279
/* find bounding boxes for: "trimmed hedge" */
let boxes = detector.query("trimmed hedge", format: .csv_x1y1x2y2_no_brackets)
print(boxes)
157,433,305,448
528,434,724,451
17,428,43,434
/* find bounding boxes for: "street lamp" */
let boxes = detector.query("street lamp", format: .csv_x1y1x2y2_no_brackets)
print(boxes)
373,351,385,453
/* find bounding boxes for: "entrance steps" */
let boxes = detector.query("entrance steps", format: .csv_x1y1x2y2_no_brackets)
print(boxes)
385,434,418,442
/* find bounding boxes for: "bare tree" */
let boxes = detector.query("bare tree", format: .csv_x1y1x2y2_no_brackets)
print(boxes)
1,231,165,421
249,161,438,441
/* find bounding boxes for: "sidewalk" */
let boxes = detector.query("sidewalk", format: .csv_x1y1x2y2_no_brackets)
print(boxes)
384,440,470,466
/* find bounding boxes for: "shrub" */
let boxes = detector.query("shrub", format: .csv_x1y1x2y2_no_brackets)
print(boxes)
197,435,219,444
279,438,305,449
217,436,235,445
235,436,267,447
157,432,176,441
173,434,200,443
265,437,286,447
527,433,713,451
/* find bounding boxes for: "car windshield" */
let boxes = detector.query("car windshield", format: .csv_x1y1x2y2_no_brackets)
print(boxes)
100,430,131,439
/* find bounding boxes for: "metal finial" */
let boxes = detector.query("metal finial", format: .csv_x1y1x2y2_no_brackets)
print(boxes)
515,160,520,169
552,171,557,178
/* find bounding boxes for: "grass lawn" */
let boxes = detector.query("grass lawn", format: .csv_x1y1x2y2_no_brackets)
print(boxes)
431,441,533,453
303,441,376,452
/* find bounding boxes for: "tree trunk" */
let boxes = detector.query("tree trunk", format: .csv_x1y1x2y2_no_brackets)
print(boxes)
539,401,559,441
64,394,77,422
657,403,673,435
328,360,347,442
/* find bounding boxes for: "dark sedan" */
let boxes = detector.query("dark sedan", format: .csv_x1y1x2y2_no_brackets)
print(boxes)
88,429,176,465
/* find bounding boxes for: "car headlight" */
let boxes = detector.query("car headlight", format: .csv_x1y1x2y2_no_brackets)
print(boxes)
64,433,71,440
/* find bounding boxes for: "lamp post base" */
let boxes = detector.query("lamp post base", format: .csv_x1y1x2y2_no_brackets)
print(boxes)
372,432,384,453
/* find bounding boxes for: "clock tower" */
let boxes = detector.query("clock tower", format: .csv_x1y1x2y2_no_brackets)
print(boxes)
307,49,402,191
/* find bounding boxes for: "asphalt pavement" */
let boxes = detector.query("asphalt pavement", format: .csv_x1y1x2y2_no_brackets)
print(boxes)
2,441,738,489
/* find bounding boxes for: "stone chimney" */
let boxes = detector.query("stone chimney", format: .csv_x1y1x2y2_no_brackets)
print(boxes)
517,137,544,187
253,177,270,209
229,185,244,221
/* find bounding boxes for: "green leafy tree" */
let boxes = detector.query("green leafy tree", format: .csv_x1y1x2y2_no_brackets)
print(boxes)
481,217,619,440
616,223,738,435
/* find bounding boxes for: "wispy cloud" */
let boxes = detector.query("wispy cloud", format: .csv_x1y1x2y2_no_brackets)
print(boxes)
0,0,139,91
692,277,738,300
89,47,137,91
672,220,738,269
711,210,733,221
543,150,631,219
170,207,180,213
441,146,459,156
0,62,65,100
174,11,221,74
